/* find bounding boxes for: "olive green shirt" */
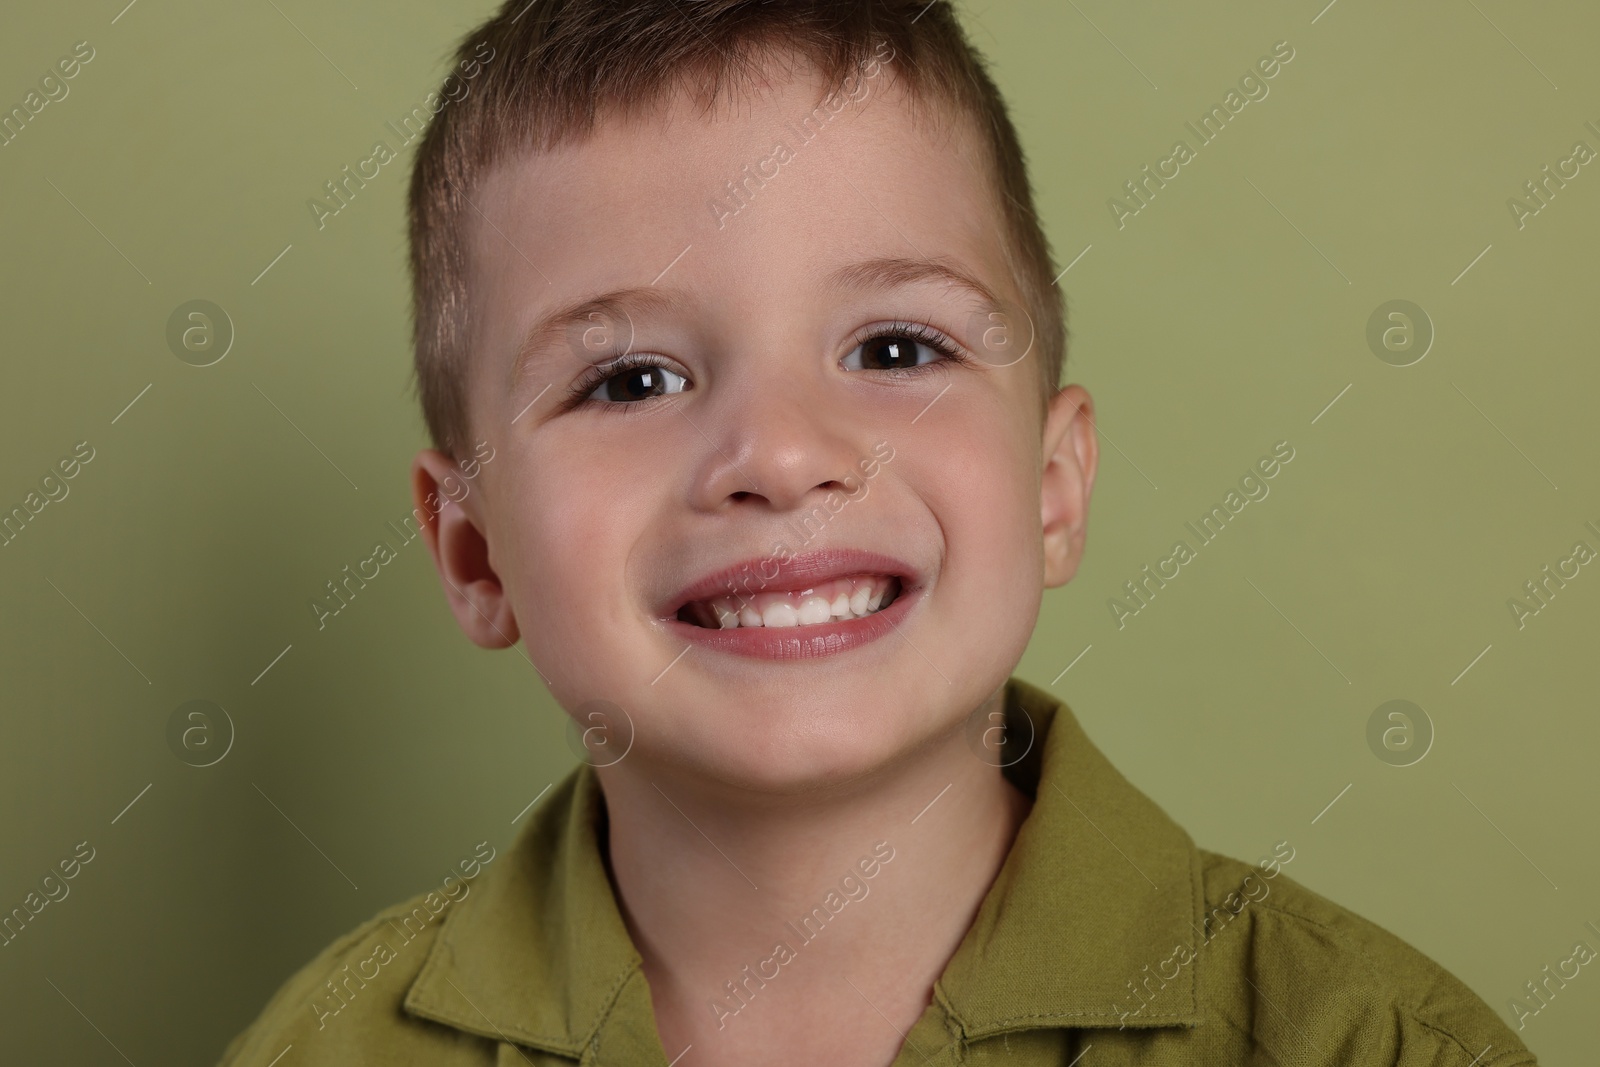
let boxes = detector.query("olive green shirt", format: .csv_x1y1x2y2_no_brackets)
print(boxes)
218,677,1535,1066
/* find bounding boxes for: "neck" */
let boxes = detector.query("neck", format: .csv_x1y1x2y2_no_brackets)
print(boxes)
596,686,1034,1062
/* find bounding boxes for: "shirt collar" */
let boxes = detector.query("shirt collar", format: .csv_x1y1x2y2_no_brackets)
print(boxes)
402,756,654,1059
402,677,1205,1054
935,676,1205,1035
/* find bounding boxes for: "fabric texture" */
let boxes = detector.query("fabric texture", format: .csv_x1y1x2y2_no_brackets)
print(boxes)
216,677,1536,1066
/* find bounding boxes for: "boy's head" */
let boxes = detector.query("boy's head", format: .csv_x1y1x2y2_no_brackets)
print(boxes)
407,0,1098,792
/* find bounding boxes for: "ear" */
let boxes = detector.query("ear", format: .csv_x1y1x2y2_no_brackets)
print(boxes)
411,449,520,649
1040,384,1098,587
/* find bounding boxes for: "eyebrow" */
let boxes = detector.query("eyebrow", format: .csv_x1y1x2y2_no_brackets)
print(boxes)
508,254,1006,389
508,285,682,390
824,256,1006,322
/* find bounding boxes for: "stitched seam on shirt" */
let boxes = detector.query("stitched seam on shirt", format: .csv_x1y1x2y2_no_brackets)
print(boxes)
1187,836,1205,1020
933,980,969,1038
924,986,1175,1044
408,774,638,1059
958,683,1203,1036
1413,1014,1536,1067
1245,897,1527,1059
972,1008,1193,1026
969,848,1208,1034
1409,1011,1476,1061
410,916,590,1057
1244,897,1401,1001
221,911,406,1066
579,960,648,1064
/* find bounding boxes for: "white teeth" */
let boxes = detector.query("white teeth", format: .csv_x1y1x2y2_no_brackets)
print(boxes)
684,575,902,630
797,596,833,625
761,601,799,628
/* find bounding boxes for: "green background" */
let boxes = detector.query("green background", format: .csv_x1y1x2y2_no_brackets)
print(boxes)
2,0,1595,1062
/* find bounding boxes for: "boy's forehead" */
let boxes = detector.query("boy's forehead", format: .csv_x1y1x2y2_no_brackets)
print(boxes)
466,64,1017,365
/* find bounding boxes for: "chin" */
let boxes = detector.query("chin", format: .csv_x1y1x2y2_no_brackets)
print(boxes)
649,689,952,797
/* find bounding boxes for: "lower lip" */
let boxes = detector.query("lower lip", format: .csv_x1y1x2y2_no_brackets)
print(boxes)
662,584,920,661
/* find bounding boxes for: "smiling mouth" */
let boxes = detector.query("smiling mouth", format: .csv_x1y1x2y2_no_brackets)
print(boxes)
677,574,903,629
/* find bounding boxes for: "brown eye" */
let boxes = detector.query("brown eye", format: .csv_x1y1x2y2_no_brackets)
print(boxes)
843,326,959,372
861,335,921,370
586,362,689,403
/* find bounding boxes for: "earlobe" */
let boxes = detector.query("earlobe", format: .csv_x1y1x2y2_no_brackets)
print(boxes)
1039,385,1098,588
411,449,521,649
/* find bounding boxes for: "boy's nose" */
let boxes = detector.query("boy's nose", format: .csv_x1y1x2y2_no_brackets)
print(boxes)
686,376,870,515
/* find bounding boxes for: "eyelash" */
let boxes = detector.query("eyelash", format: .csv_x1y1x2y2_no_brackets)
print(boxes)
561,352,683,414
851,320,974,374
559,320,973,412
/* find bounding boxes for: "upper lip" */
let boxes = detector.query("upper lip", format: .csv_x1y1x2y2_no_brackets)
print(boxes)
661,548,919,618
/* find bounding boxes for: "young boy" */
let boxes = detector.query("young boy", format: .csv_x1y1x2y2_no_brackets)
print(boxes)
220,2,1535,1064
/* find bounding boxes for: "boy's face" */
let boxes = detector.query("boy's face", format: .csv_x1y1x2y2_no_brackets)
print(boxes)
416,59,1097,792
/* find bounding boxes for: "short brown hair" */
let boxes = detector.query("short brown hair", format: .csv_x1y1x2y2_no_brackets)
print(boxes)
408,0,1066,458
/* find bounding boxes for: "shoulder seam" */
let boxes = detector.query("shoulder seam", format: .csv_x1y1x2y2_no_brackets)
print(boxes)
1412,1014,1536,1067
216,890,467,1065
216,910,404,1066
1237,894,1530,1060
